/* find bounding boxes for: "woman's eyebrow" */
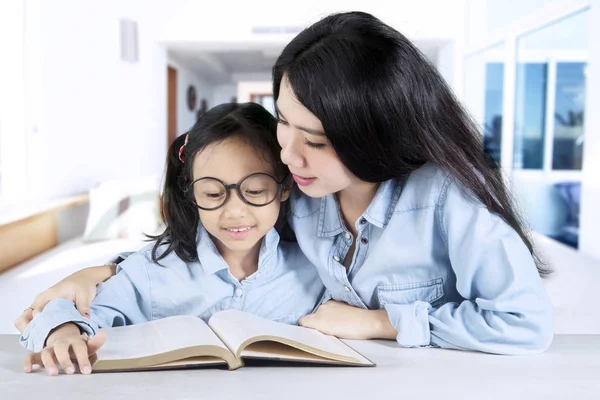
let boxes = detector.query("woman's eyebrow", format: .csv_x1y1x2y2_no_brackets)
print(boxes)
275,105,326,137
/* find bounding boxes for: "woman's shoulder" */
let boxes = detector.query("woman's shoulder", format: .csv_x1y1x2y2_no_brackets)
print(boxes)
394,162,454,212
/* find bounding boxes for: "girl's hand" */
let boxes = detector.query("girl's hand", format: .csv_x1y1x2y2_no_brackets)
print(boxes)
299,300,398,340
23,323,107,376
15,265,116,332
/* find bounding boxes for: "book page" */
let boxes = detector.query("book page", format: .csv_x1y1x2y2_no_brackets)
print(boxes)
208,310,372,364
97,315,230,361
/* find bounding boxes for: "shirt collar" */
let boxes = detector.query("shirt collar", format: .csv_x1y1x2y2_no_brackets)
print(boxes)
316,179,403,237
196,224,280,277
361,179,403,229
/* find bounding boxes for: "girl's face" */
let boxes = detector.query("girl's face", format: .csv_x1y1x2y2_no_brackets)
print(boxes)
275,75,358,198
190,137,288,257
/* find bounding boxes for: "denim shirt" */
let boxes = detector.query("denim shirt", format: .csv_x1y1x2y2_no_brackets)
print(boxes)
21,226,325,352
288,163,554,355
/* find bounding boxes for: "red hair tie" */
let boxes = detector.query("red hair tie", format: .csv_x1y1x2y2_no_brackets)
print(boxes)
178,134,189,163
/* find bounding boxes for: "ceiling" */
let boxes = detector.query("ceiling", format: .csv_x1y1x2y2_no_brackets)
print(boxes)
167,40,445,85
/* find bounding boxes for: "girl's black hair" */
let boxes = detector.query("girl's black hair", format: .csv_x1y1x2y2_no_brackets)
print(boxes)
272,11,549,275
149,102,288,263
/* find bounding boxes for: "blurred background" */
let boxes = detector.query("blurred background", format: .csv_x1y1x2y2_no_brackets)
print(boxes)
0,0,598,334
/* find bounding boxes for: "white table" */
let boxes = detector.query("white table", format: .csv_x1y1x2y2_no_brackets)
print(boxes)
1,335,599,400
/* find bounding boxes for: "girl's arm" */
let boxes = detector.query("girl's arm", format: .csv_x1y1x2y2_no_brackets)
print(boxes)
20,252,152,353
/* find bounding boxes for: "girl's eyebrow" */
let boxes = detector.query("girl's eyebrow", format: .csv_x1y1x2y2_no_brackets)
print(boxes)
275,104,326,137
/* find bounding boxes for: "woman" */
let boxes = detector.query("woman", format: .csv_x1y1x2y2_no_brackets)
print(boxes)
17,11,553,355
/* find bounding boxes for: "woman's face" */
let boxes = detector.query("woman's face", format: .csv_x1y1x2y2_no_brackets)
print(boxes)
275,76,358,198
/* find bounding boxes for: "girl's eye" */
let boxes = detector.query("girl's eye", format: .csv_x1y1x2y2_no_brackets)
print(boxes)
204,192,224,199
244,190,264,196
304,139,326,149
277,118,289,126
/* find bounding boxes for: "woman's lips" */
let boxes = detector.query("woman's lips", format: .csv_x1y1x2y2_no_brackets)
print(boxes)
291,174,317,186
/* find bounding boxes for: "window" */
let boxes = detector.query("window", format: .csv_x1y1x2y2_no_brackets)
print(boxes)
464,3,591,249
553,62,586,170
513,63,548,170
483,62,504,167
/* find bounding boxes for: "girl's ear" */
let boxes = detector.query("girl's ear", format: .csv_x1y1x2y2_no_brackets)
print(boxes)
281,188,291,202
280,175,293,202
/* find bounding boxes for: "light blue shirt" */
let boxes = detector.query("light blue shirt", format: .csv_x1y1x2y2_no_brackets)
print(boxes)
21,226,325,352
288,163,554,354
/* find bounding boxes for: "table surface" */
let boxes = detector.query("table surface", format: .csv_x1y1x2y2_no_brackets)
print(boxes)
1,334,599,400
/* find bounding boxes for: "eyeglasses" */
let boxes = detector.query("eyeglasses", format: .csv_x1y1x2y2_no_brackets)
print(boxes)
189,173,287,211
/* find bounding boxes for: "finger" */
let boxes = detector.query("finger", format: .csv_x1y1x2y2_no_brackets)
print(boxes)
31,293,52,318
41,349,59,376
89,353,98,365
74,290,93,317
54,342,75,375
14,309,33,333
87,330,107,356
23,353,41,373
298,314,315,328
71,340,92,374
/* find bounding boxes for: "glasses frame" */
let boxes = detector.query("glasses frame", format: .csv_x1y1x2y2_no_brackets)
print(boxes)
188,172,288,211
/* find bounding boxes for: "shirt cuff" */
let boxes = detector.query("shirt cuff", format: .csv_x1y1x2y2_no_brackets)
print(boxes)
20,299,97,352
111,251,134,264
384,301,432,347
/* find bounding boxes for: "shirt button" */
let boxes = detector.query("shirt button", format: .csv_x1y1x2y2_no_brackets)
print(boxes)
344,286,351,292
359,218,367,224
361,237,369,244
333,256,341,263
344,232,351,240
235,288,244,297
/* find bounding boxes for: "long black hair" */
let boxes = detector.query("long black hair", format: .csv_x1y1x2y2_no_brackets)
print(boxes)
273,11,549,276
149,102,287,263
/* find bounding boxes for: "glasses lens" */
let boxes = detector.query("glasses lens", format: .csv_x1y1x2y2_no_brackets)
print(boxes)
240,174,279,206
193,178,226,209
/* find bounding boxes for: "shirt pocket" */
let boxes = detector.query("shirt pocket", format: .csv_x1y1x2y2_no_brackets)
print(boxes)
377,278,444,308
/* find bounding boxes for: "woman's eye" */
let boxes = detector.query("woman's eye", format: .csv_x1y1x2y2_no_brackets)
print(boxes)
304,139,326,149
205,192,224,199
277,118,289,126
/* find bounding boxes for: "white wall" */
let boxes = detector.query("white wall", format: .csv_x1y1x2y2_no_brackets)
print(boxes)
0,1,28,204
212,84,238,106
237,81,273,103
167,58,215,135
579,0,600,260
20,0,167,201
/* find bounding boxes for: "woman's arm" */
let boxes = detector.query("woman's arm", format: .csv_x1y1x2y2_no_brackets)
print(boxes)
14,264,118,333
388,178,554,354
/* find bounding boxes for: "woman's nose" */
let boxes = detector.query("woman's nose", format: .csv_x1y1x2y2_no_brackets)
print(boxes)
280,137,305,169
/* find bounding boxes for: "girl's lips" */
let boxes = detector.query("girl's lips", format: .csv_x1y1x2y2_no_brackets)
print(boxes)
292,174,316,186
223,226,254,239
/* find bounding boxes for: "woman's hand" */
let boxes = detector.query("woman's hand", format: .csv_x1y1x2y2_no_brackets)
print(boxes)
23,323,107,376
298,300,398,340
15,265,116,333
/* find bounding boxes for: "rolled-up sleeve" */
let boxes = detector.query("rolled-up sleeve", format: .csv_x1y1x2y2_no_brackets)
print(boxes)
384,301,432,346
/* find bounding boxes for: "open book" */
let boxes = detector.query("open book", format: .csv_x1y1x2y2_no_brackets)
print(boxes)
92,310,375,372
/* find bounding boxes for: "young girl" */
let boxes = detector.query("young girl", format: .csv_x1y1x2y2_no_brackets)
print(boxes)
18,12,554,355
19,102,325,375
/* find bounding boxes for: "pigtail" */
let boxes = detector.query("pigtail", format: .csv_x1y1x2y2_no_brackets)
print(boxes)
148,133,199,263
